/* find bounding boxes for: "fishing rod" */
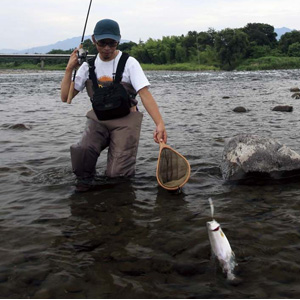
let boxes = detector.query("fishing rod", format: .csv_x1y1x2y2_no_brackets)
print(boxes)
67,0,93,104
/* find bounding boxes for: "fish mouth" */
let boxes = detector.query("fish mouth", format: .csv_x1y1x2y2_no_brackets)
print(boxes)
207,220,220,231
212,226,220,231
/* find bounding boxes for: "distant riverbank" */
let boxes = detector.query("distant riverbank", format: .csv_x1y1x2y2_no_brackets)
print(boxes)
1,56,300,71
143,56,300,71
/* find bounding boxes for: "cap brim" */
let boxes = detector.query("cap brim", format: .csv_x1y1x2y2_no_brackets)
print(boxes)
94,34,120,42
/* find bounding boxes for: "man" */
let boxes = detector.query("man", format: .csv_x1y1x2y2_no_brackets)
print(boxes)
61,19,167,192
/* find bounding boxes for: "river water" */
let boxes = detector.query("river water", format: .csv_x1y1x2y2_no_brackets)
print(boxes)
1,68,300,298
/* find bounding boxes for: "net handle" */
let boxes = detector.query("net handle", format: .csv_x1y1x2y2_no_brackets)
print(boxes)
159,141,171,151
156,141,191,190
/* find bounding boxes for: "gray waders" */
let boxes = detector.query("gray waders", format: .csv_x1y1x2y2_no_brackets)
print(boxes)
70,110,143,179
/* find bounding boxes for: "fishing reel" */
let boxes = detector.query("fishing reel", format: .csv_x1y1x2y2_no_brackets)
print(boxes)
77,48,88,65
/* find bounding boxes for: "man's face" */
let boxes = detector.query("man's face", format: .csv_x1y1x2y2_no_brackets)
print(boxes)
94,38,118,61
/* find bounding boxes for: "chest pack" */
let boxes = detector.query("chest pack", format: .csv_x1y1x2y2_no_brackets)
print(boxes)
88,52,132,121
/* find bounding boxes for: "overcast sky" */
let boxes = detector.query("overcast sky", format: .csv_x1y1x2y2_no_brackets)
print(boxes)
1,0,299,50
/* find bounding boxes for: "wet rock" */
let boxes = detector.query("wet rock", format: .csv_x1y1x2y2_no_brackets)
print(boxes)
222,96,230,99
290,87,300,92
233,106,247,113
8,123,32,130
221,134,300,182
291,92,300,99
272,105,293,112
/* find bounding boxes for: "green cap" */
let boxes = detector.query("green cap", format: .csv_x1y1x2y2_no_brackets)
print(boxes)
93,19,121,42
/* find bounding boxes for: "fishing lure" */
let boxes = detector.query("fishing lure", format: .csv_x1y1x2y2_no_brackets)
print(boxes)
207,198,236,280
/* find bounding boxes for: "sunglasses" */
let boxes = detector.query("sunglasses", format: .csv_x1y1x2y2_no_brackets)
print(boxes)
96,40,118,48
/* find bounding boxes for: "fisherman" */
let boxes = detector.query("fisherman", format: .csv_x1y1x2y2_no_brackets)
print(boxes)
61,19,167,192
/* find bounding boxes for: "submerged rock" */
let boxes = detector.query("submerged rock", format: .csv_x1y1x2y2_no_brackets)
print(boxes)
272,105,293,112
233,106,247,113
8,123,32,130
292,92,300,99
221,134,300,182
290,87,300,92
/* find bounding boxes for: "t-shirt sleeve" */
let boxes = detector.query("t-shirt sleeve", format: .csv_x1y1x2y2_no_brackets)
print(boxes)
74,62,89,92
126,57,150,92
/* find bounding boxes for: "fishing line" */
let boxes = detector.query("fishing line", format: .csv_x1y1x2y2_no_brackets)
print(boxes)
190,166,202,178
208,197,214,220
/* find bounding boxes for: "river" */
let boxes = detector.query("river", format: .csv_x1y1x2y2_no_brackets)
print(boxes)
1,68,300,298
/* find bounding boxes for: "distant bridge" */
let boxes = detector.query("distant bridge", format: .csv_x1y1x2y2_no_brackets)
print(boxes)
0,54,94,69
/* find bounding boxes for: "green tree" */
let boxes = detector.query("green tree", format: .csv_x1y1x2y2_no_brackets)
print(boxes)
279,30,300,54
215,28,249,69
161,36,178,63
242,23,277,48
198,46,218,65
118,41,137,52
82,38,97,54
248,44,271,58
47,49,74,54
288,42,300,57
144,38,162,64
159,44,171,64
175,44,186,62
130,42,151,63
196,29,216,51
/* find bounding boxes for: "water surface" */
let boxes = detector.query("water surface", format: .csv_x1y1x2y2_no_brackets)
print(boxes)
1,69,300,298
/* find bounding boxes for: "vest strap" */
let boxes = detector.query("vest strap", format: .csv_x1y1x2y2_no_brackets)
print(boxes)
88,52,129,90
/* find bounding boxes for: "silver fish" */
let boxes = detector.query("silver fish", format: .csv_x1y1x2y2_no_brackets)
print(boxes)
207,198,236,280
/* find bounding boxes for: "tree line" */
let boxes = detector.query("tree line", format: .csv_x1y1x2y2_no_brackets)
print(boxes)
3,23,299,71
70,23,300,70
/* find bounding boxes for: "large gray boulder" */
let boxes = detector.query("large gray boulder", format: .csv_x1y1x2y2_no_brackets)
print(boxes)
221,134,300,182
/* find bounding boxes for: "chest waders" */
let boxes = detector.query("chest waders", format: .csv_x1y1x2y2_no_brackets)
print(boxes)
70,53,143,181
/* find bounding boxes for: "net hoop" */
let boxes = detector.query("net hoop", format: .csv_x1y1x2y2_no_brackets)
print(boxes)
156,142,191,190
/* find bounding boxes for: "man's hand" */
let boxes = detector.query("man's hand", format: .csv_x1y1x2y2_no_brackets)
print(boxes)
153,123,167,144
66,48,80,71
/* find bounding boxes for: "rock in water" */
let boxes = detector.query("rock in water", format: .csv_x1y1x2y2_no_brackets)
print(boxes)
233,106,247,113
290,87,300,92
291,92,300,99
221,134,300,182
272,105,293,112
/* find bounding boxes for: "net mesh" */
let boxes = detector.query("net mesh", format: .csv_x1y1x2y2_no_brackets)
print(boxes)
157,147,190,189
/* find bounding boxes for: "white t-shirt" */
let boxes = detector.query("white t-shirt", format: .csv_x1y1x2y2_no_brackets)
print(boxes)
74,51,150,93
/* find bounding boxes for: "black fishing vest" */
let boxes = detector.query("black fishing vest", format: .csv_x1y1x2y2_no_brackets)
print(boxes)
88,53,136,120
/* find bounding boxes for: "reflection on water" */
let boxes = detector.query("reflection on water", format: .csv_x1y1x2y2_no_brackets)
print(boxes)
1,69,300,298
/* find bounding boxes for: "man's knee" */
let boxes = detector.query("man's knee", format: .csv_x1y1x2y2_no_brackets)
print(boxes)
70,143,99,178
106,151,137,178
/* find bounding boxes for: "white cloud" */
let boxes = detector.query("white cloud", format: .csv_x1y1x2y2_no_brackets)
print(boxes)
1,0,299,50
